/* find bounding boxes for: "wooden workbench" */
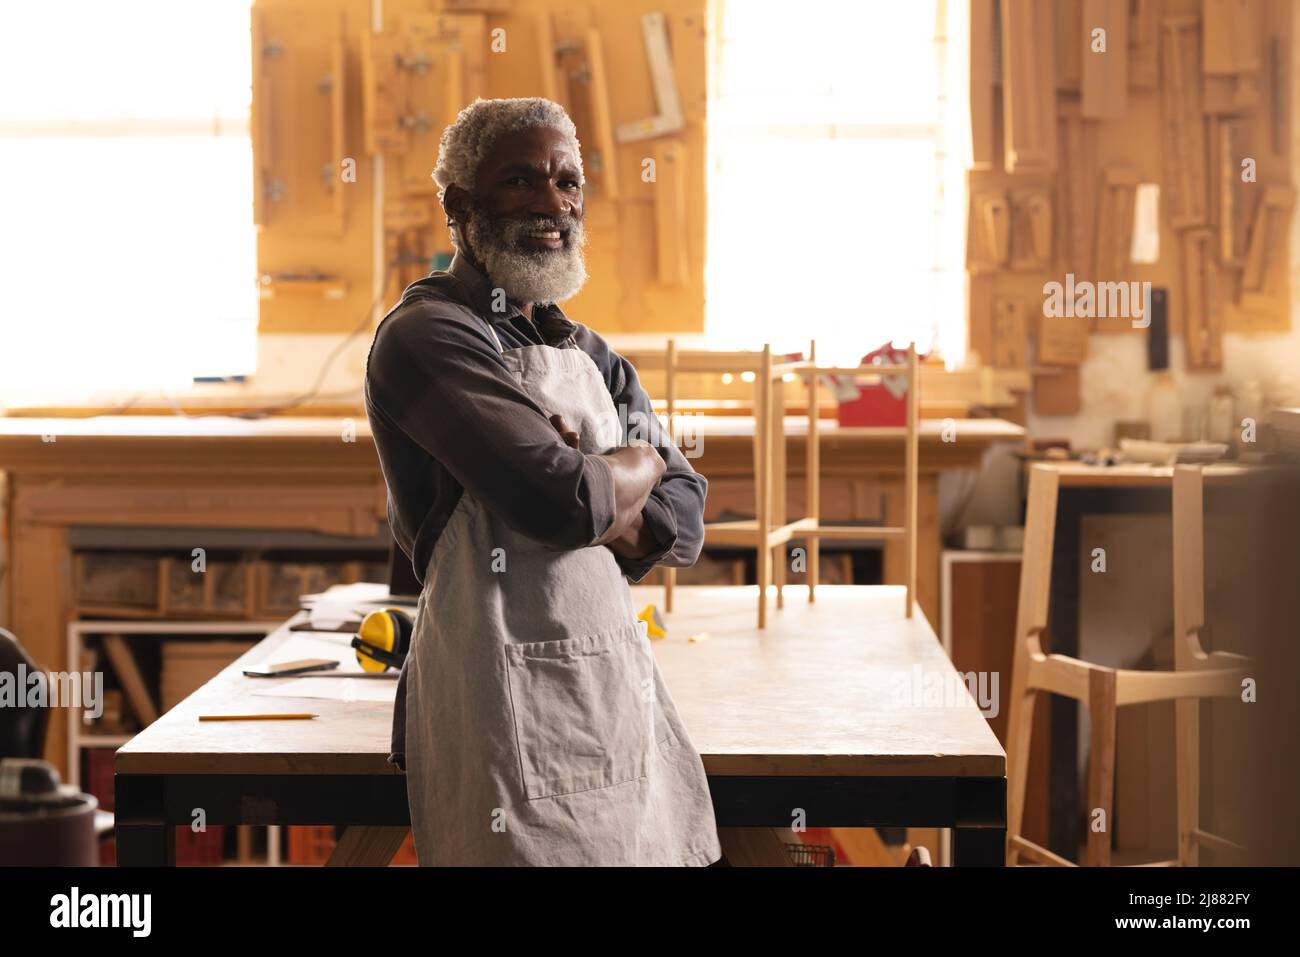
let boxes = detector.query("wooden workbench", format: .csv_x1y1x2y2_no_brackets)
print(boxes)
0,414,1022,777
113,585,1007,866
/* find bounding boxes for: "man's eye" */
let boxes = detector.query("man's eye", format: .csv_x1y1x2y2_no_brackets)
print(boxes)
505,176,529,186
560,181,580,190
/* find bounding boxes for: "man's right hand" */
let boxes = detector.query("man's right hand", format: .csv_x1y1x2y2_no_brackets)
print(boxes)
551,411,664,547
549,413,581,450
593,444,665,547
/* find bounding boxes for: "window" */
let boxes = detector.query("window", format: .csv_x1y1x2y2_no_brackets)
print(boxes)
0,0,256,405
706,0,968,367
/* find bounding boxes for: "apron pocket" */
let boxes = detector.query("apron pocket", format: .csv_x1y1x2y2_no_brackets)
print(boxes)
505,621,656,800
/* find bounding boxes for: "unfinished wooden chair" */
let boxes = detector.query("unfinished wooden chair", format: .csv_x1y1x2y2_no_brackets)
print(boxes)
798,343,921,619
1004,464,1250,866
657,341,814,628
654,341,920,625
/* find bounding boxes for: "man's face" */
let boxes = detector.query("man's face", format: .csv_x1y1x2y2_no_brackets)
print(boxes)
456,126,588,307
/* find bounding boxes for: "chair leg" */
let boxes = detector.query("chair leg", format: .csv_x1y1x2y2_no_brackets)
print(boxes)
775,544,785,609
1085,669,1118,867
808,534,819,602
1175,696,1201,866
1005,684,1039,866
1172,465,1204,866
757,541,770,629
1006,466,1060,864
664,565,674,613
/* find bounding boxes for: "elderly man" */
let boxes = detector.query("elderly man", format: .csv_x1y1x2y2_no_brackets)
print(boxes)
364,97,721,866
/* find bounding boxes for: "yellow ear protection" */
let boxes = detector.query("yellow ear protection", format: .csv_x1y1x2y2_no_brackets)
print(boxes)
352,608,414,673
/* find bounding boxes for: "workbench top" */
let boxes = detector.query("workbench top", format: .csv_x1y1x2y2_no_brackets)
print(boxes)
115,584,1005,780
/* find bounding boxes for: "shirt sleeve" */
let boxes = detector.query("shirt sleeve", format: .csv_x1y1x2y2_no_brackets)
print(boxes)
366,305,618,550
575,325,708,583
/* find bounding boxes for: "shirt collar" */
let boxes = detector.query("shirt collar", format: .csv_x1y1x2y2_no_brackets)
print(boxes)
446,250,578,346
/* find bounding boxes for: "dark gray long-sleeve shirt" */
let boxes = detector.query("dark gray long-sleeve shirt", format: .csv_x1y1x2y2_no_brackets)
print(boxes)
365,250,706,588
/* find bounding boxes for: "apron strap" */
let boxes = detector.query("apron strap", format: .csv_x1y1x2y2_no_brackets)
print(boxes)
480,316,504,354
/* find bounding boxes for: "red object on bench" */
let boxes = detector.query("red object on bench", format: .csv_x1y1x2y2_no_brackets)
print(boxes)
834,343,916,427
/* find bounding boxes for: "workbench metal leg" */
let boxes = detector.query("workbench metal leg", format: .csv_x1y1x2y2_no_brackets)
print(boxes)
953,826,1005,866
114,774,175,866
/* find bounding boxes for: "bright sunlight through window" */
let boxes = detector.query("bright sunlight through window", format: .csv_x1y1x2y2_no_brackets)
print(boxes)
706,0,968,367
0,0,257,406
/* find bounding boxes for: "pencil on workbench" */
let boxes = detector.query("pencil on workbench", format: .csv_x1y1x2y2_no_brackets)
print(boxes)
198,713,318,721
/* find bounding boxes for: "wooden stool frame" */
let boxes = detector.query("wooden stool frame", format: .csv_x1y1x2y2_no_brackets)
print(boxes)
652,340,920,627
1005,464,1249,866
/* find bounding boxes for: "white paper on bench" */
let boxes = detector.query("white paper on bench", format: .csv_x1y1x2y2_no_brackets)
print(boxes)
249,675,398,703
305,601,365,630
255,631,380,675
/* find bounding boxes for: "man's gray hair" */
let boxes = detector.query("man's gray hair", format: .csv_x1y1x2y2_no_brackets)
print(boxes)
431,97,584,204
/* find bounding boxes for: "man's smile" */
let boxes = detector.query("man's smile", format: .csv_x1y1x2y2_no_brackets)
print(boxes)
519,227,567,251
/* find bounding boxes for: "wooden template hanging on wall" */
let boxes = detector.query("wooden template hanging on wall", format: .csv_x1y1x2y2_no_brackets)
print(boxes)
1128,0,1160,90
1001,0,1057,173
970,0,997,170
1093,166,1138,306
1010,188,1054,270
1056,109,1094,278
1240,185,1297,314
993,297,1029,368
1182,228,1223,369
1081,0,1128,119
1163,16,1209,228
1033,365,1082,415
968,189,1011,273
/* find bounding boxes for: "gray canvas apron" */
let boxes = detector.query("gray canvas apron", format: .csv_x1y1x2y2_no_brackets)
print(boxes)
404,328,721,865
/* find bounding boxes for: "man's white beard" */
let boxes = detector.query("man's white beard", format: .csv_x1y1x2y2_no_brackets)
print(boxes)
464,203,588,307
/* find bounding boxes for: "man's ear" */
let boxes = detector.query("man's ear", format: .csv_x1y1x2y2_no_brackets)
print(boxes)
443,184,470,229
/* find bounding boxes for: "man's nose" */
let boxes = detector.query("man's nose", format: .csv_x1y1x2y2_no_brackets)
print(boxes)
532,184,576,220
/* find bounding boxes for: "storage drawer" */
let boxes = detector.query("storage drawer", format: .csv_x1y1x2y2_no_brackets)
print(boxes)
74,553,164,614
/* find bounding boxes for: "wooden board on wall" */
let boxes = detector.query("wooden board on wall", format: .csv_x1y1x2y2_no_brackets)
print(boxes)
1057,0,1083,91
968,274,996,364
1182,228,1223,369
1081,0,1129,118
1203,0,1262,76
970,0,998,170
1239,184,1296,325
1093,166,1138,306
1162,15,1209,228
1216,117,1253,267
1001,0,1058,172
968,189,1011,273
993,297,1029,368
1056,108,1095,278
254,0,375,334
1128,0,1160,90
1033,365,1082,415
1009,188,1054,270
1037,308,1089,365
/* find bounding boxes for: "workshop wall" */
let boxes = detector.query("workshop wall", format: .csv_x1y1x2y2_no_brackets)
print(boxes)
251,0,708,339
968,0,1297,446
